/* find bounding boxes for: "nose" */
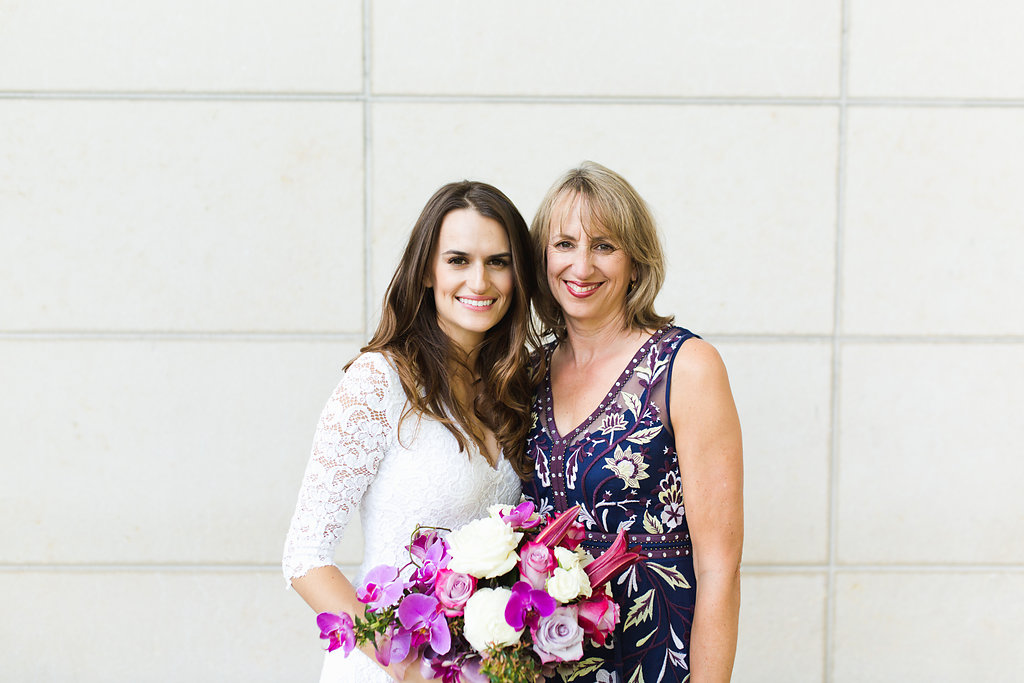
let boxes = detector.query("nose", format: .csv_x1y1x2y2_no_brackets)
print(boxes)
570,248,594,279
467,262,489,292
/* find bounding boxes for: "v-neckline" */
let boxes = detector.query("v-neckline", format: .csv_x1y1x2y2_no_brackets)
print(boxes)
544,326,669,443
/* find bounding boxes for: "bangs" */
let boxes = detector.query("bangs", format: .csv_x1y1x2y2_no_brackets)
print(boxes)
546,189,628,248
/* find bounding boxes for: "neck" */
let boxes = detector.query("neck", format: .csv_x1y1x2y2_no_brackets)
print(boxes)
561,314,647,365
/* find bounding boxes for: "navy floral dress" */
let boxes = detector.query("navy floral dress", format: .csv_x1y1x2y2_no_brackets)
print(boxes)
523,326,698,683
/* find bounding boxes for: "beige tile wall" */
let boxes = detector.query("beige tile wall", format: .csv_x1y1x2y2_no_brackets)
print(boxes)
3,1,1022,681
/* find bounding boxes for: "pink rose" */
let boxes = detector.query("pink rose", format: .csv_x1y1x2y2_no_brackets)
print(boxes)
518,540,557,590
561,519,586,551
576,593,619,647
531,605,584,664
433,568,477,617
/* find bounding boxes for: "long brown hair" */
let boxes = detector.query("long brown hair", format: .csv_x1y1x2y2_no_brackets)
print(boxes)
350,181,537,479
531,161,674,340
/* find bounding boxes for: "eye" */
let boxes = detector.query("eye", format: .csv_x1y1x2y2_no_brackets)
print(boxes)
488,257,511,268
446,256,468,265
552,240,574,250
594,242,616,252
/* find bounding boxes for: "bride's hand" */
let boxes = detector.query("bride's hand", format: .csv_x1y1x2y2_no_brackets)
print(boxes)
387,652,434,682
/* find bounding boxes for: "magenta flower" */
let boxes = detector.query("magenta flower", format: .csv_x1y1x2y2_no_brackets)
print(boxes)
504,580,557,631
407,528,444,562
518,540,557,590
499,500,541,529
398,592,452,656
561,518,586,550
534,504,583,548
434,568,477,616
584,529,643,589
422,653,490,683
316,611,355,655
356,564,411,611
411,537,451,590
373,620,412,666
576,593,620,647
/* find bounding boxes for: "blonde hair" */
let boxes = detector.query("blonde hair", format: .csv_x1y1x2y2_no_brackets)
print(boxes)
531,161,674,339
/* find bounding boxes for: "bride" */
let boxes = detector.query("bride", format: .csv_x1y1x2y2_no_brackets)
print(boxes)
283,181,537,682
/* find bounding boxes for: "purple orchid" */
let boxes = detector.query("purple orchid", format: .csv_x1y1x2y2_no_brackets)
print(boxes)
499,500,541,529
420,652,490,683
504,580,557,631
410,536,451,590
398,592,452,656
373,619,412,667
316,611,355,655
356,564,411,611
407,528,443,562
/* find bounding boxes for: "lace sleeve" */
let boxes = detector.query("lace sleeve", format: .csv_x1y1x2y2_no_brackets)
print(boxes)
282,352,400,585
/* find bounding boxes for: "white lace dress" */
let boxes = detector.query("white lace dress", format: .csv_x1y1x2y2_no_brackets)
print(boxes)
283,351,522,683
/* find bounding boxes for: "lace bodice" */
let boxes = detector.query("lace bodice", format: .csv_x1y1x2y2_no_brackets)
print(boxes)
283,351,522,586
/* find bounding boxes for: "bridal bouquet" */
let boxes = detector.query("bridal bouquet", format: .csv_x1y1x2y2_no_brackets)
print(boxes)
316,502,641,683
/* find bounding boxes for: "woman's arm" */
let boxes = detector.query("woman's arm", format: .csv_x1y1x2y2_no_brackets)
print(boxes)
670,339,743,683
282,353,435,682
291,567,432,682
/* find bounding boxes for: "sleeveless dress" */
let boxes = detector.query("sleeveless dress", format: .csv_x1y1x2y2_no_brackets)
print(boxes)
523,326,698,683
283,351,522,683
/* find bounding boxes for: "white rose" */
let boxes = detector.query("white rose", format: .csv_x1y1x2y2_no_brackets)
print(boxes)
546,564,593,603
487,503,513,519
553,546,591,571
462,587,524,652
446,516,523,579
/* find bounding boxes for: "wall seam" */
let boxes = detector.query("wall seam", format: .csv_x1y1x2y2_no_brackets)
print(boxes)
826,0,851,680
2,91,1023,107
362,0,373,345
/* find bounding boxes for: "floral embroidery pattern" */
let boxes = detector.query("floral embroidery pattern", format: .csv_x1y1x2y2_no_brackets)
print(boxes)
525,327,699,683
603,446,649,489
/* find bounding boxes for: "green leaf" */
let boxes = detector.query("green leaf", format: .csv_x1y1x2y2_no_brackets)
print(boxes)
560,657,606,681
649,562,692,590
623,588,656,631
635,628,657,647
627,663,646,683
642,510,664,534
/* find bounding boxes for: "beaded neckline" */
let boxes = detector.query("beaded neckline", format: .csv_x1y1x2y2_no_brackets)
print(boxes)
542,326,672,445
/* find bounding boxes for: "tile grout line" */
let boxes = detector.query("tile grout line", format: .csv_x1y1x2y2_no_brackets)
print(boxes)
8,562,1024,572
3,332,1024,343
362,0,373,342
826,1,852,680
2,91,1024,108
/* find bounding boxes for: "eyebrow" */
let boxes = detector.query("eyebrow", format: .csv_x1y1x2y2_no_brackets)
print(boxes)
441,249,512,259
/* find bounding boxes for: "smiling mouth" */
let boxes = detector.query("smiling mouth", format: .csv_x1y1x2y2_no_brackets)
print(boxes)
565,281,602,297
457,297,497,308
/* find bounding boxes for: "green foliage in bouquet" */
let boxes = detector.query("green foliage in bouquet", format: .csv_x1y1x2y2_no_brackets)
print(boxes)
480,641,544,683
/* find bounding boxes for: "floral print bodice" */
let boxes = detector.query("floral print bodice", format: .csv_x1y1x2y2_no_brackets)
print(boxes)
526,326,695,541
523,326,699,683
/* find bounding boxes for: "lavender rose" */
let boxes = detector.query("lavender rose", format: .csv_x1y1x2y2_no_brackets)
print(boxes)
434,568,477,617
531,604,584,664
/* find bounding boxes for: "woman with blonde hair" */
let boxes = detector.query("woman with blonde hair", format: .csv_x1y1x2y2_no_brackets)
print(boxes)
523,162,743,682
284,180,537,682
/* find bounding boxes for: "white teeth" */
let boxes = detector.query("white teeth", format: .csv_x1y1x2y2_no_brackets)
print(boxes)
567,282,600,293
458,298,495,308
